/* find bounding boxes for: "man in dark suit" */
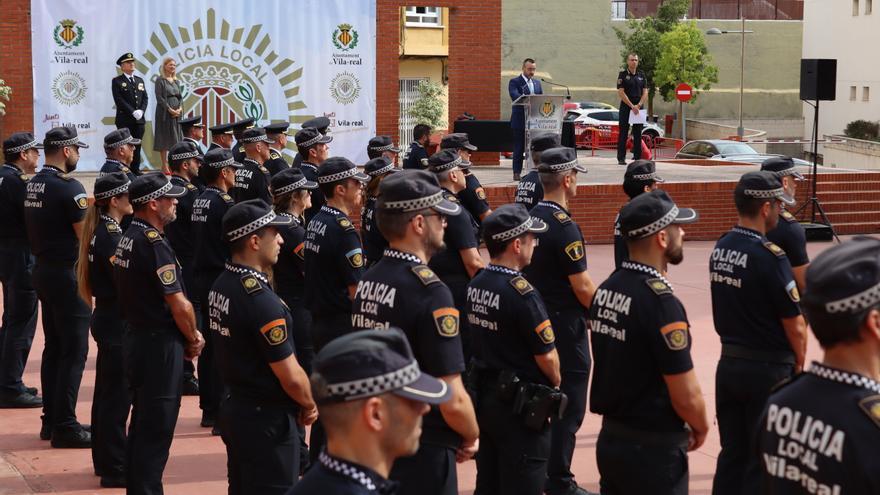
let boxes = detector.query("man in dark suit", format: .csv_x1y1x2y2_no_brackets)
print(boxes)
111,53,148,174
509,58,542,182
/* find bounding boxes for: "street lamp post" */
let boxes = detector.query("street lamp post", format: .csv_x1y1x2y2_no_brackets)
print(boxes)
707,18,754,139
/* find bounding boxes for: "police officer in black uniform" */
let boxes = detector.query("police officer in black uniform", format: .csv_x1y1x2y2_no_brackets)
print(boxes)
305,157,369,350
761,156,810,293
292,116,331,169
591,190,709,495
367,135,403,164
522,147,597,495
230,117,256,164
211,200,318,494
112,52,148,174
403,123,431,170
99,129,139,181
616,53,648,165
208,122,235,152
113,173,204,495
180,115,206,154
441,133,492,223
24,126,92,447
232,127,273,204
264,121,292,176
613,159,664,268
0,132,42,408
165,141,204,395
292,329,452,495
514,131,558,210
191,148,241,431
467,204,562,495
78,172,132,488
361,157,398,266
710,171,808,495
427,149,485,364
350,170,479,495
294,126,332,221
758,237,880,494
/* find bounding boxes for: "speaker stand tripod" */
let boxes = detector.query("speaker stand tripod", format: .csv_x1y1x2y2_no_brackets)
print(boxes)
793,99,839,242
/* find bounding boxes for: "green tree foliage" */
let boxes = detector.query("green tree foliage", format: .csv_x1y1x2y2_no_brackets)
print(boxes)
654,21,719,103
407,80,446,130
844,120,880,141
613,0,690,114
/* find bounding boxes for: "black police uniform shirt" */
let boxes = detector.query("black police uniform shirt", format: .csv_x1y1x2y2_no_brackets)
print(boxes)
465,264,556,386
232,159,272,204
710,227,801,351
264,149,289,177
428,190,479,281
403,141,428,170
165,175,200,265
23,165,88,265
612,212,629,269
99,159,136,182
304,205,365,317
111,74,147,126
210,263,297,406
0,163,30,241
88,215,123,301
192,186,235,275
617,69,647,106
113,219,184,332
232,141,246,164
351,248,465,446
292,451,398,495
588,261,694,432
300,163,325,221
766,209,809,268
514,170,543,210
522,201,588,313
360,195,387,265
458,172,490,223
274,212,307,301
758,363,880,494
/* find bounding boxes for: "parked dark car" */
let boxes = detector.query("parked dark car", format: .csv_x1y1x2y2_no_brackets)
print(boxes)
673,139,812,166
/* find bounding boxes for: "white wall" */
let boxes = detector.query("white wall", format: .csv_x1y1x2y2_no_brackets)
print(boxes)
802,0,880,138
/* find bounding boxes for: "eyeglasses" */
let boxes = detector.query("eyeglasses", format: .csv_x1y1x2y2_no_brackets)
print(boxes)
420,211,447,225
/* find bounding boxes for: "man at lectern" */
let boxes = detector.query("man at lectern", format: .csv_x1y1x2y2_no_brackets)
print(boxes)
509,58,543,182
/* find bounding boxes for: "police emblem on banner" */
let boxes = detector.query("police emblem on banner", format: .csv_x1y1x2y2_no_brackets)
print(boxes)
52,71,88,107
54,19,84,49
332,23,359,51
432,307,459,337
329,72,361,105
260,319,288,346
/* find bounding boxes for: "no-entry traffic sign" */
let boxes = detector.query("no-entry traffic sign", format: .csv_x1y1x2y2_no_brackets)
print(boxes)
676,83,693,102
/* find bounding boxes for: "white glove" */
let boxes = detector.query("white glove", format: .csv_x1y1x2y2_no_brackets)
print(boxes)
132,109,144,120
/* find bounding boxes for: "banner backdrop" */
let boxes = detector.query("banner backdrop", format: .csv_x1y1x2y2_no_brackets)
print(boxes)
31,0,376,171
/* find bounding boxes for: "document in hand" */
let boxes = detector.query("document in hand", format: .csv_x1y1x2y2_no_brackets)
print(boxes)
628,109,647,125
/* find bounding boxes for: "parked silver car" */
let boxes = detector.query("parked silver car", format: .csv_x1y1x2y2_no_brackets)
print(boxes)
673,140,812,166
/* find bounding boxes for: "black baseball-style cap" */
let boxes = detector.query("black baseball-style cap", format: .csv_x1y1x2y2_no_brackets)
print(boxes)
311,328,452,405
103,128,142,148
301,116,331,134
168,141,204,165
735,171,796,206
529,132,560,152
203,148,243,169
116,52,135,65
624,159,664,183
537,147,586,174
364,157,398,177
295,127,333,148
368,136,402,154
179,115,204,129
440,133,478,151
483,203,548,244
619,189,698,239
222,199,293,242
94,172,131,201
761,156,805,181
240,127,273,144
317,157,369,184
378,169,461,215
428,149,469,173
129,173,186,204
44,127,89,149
271,167,317,196
803,236,880,321
3,132,43,154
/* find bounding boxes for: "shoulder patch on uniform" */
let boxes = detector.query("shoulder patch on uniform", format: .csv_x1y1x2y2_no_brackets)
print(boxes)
240,274,263,294
259,165,269,175
106,222,120,233
553,210,570,224
763,241,786,258
510,276,534,295
144,228,162,243
564,240,585,261
74,193,88,210
858,395,880,429
221,193,233,204
19,174,28,182
337,217,354,231
346,248,365,268
260,318,288,346
411,265,440,285
446,194,459,203
420,157,429,167
475,187,486,200
293,242,305,261
660,322,689,351
238,146,245,153
270,149,282,159
646,278,672,295
780,210,796,223
535,319,555,344
185,183,196,191
432,307,460,338
156,264,177,286
785,280,800,303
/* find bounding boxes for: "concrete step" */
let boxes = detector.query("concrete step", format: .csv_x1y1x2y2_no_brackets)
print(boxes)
812,201,880,214
826,221,880,235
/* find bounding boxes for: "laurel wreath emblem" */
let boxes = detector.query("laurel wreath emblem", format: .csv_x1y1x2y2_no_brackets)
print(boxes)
53,25,84,49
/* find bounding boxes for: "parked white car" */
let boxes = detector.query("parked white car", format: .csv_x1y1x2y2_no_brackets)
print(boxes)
564,108,665,143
